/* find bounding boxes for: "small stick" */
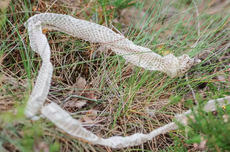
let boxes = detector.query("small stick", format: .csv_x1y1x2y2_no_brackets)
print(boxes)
186,73,198,104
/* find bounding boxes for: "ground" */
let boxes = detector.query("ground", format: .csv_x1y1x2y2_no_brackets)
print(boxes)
0,0,230,151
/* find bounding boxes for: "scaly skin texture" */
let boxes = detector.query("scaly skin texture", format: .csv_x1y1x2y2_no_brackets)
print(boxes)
24,13,203,148
24,13,200,78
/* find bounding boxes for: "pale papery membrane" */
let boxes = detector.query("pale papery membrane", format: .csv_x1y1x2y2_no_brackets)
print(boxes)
23,13,229,148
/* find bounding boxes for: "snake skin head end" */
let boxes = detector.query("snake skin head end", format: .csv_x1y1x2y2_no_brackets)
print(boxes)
177,54,201,77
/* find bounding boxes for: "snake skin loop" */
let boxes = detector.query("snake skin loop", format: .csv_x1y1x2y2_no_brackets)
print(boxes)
41,102,178,148
41,96,230,148
24,13,200,78
22,13,230,148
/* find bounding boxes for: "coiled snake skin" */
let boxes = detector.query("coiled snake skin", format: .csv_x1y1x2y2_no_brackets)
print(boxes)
23,13,229,148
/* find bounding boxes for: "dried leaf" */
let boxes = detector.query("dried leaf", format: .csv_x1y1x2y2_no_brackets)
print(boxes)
87,109,98,116
42,29,48,34
75,100,87,108
82,116,94,123
157,45,172,56
75,77,86,90
82,110,98,124
65,99,87,109
84,92,95,99
32,6,36,11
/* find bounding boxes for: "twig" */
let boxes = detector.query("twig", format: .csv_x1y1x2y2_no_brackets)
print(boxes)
186,73,198,104
75,0,94,15
45,0,58,13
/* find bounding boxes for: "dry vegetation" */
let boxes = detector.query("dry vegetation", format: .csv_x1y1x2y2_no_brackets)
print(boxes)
0,0,230,151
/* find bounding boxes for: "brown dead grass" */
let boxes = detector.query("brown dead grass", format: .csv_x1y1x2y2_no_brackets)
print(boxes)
1,0,230,151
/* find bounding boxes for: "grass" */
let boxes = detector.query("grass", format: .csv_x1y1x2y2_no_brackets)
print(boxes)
0,0,230,151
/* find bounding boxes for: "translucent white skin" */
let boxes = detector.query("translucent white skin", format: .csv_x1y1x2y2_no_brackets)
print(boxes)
41,96,230,148
23,13,226,148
